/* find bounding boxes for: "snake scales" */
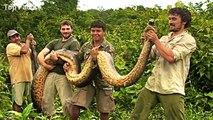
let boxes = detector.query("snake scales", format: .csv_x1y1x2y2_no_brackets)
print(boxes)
32,24,156,112
31,49,83,112
98,24,156,87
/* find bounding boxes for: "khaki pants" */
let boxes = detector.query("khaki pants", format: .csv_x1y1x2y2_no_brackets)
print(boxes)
12,82,31,106
68,84,115,113
42,72,73,116
131,88,185,120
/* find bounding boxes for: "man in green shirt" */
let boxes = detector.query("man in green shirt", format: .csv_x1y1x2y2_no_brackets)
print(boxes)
37,20,80,117
66,20,115,120
131,7,196,120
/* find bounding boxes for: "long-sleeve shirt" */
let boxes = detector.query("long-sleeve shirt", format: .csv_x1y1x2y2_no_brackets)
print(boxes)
145,31,196,95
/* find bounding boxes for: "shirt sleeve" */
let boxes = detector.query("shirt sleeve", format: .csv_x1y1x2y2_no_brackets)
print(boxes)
78,42,89,63
45,40,56,51
70,40,80,51
107,44,115,58
172,35,196,61
150,36,167,59
6,43,21,56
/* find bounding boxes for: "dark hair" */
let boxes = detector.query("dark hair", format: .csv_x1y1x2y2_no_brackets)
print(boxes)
60,20,73,29
90,20,106,31
169,7,192,28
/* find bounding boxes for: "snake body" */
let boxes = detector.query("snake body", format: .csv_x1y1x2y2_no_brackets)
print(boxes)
65,25,156,87
65,56,94,87
31,65,48,112
97,39,152,87
31,49,81,112
31,24,156,112
97,24,156,87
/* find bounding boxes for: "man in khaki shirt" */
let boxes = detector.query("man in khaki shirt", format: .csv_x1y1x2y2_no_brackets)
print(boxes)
65,20,115,120
131,7,196,120
6,30,36,112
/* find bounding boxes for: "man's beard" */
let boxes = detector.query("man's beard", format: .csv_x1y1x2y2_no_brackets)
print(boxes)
169,25,181,32
63,34,71,39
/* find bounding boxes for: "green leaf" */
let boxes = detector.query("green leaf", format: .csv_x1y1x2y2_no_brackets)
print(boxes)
205,92,213,98
22,103,33,120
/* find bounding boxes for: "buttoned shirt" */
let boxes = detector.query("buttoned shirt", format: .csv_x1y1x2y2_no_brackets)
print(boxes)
79,38,114,88
145,31,196,95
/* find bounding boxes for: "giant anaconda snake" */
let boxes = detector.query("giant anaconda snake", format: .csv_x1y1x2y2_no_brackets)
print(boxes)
32,24,156,112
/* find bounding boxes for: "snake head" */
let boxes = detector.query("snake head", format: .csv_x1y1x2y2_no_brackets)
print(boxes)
145,19,157,33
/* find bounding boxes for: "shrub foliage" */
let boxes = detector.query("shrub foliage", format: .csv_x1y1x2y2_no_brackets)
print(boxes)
0,0,212,119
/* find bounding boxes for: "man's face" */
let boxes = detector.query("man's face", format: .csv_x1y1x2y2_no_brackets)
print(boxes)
9,34,21,43
169,14,185,32
60,25,72,39
91,27,105,42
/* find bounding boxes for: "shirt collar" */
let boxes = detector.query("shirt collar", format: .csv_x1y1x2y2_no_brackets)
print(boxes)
91,37,107,48
168,30,188,39
61,34,73,42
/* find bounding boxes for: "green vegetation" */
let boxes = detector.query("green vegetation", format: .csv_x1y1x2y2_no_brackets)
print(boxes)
0,0,212,119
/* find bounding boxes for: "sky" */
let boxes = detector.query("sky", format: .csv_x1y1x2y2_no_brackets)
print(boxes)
12,0,205,10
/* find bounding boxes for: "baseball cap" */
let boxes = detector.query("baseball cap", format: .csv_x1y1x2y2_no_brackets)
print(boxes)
7,30,20,38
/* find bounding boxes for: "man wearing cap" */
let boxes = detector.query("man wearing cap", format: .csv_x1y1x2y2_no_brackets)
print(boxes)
37,20,80,117
6,30,36,112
